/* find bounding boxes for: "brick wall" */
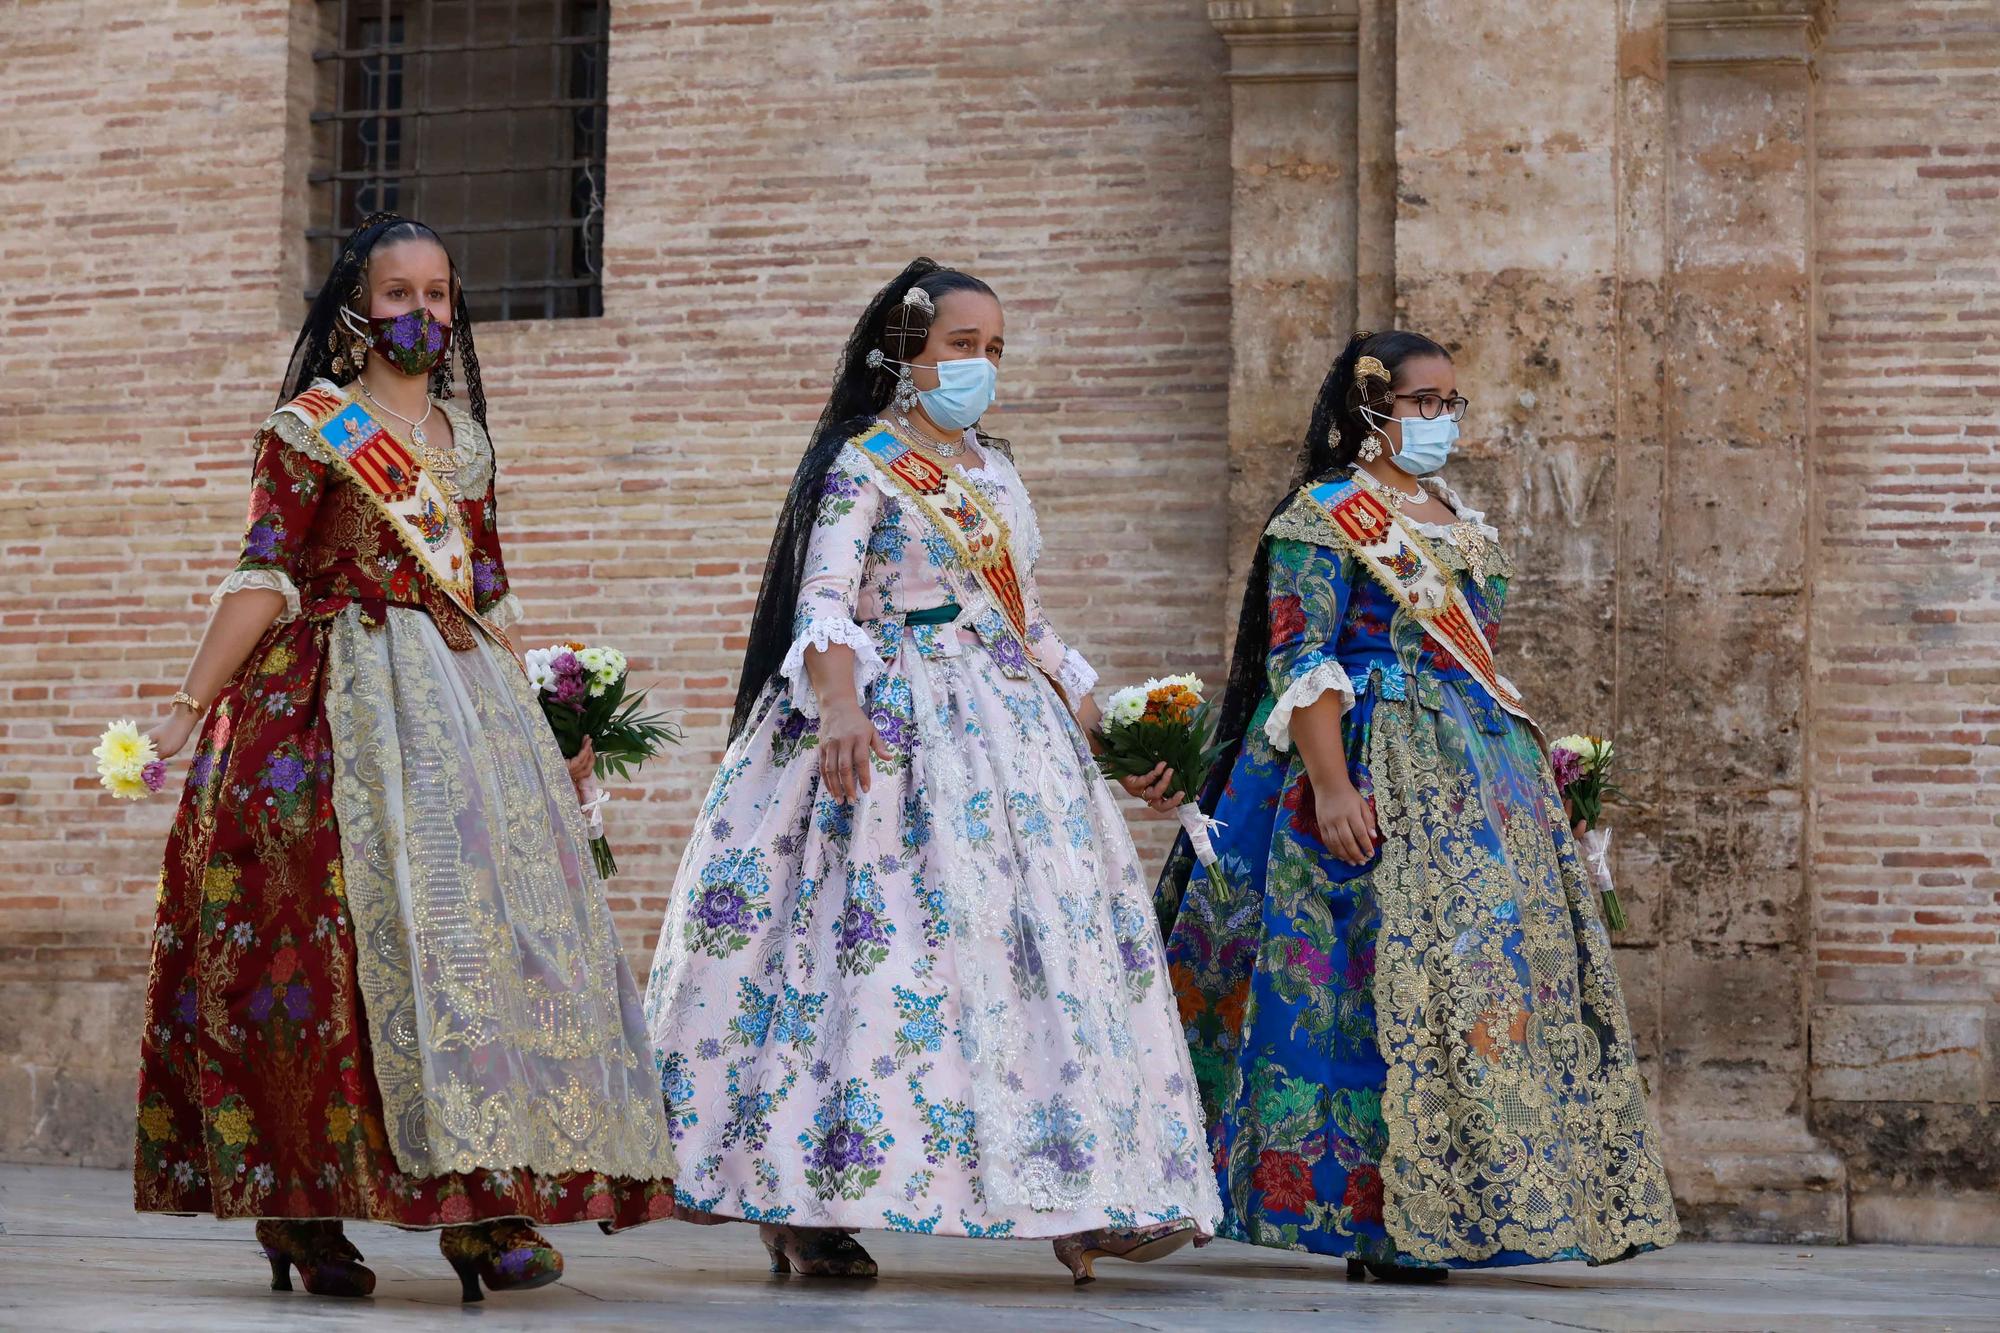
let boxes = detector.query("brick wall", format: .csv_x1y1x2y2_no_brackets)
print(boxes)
1810,0,2000,1242
0,0,1231,1164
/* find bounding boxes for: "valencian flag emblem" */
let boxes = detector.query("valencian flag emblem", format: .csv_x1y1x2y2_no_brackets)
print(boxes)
324,404,420,502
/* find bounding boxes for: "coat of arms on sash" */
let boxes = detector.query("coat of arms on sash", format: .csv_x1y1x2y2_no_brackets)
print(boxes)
852,427,1033,646
1309,478,1527,720
276,381,496,642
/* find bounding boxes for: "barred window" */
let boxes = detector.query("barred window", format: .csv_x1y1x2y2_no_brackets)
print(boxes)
307,1,610,321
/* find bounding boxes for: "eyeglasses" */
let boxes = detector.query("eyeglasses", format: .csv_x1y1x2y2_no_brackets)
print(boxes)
1392,392,1470,422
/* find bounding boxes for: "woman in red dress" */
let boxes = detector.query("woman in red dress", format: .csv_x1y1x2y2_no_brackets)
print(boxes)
133,214,676,1301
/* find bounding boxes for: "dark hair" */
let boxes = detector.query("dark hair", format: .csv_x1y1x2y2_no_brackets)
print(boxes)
277,212,488,436
1157,329,1451,923
728,258,999,739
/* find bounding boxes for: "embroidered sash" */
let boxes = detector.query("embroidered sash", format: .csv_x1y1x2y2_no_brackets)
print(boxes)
1306,477,1529,720
277,382,500,643
850,426,1033,645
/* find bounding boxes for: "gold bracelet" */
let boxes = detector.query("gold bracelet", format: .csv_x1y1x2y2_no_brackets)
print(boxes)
172,691,207,716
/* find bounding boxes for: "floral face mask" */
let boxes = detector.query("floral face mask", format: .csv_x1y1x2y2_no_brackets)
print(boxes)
343,306,453,377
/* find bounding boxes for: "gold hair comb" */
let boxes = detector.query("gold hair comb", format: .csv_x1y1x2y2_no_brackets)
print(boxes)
1354,355,1390,384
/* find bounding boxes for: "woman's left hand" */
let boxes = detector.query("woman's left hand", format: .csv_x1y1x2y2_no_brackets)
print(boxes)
1119,761,1185,814
567,737,596,801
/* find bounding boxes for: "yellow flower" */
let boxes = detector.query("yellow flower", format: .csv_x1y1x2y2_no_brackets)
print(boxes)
93,720,158,800
138,1103,174,1142
327,862,346,903
202,863,240,904
261,643,296,676
93,719,148,771
326,1104,354,1141
213,1106,251,1147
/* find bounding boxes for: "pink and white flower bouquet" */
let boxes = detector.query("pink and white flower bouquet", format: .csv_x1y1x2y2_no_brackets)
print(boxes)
1550,733,1626,931
524,641,679,879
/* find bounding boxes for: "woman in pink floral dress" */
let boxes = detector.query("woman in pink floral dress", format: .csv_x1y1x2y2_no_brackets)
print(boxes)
644,260,1221,1281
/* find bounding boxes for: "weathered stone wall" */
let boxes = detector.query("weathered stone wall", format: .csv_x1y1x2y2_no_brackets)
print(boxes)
0,0,1232,1167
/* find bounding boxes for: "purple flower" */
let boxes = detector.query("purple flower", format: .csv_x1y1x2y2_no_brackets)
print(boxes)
694,1038,722,1061
1345,943,1376,990
987,634,1028,674
283,984,312,1020
777,711,816,744
472,557,498,597
1119,938,1150,975
243,521,281,564
807,1123,885,1175
1285,938,1333,987
835,902,887,952
821,470,861,503
389,311,421,350
1551,747,1584,790
141,760,167,793
871,1055,897,1079
175,987,197,1026
247,986,274,1022
188,752,214,789
869,708,912,753
695,885,748,931
264,754,306,794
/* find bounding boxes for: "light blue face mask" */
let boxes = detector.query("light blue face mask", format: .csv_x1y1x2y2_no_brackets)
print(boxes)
915,356,998,432
1364,405,1458,476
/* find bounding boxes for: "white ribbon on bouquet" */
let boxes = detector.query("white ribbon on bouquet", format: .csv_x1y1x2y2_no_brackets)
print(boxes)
1580,825,1616,898
576,775,610,839
1177,805,1225,868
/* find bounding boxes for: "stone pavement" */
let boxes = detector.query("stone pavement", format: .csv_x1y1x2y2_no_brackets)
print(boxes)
3,1164,1996,1332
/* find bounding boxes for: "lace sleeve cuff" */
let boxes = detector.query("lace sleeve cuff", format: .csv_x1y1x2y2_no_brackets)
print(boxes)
1057,648,1099,709
780,615,888,718
1262,660,1356,752
212,568,301,624
483,592,525,630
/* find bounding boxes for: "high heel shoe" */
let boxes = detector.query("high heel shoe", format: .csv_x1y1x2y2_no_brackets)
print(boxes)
1053,1220,1198,1285
438,1220,564,1303
254,1219,375,1298
1347,1257,1449,1283
757,1223,878,1277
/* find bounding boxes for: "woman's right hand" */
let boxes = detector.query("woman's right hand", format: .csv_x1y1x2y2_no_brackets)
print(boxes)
818,702,891,803
146,709,199,762
1315,778,1378,866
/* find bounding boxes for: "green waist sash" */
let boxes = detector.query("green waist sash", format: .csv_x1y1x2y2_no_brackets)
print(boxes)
902,602,962,627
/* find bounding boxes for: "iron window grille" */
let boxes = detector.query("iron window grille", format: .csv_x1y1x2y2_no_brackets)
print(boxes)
307,0,609,321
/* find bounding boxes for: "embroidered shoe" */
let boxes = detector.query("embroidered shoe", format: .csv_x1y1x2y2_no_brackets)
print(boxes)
757,1223,878,1278
1052,1219,1199,1285
255,1219,376,1298
438,1220,564,1303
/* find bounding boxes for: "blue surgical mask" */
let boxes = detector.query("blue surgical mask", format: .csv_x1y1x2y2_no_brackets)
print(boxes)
916,356,998,431
1363,405,1458,476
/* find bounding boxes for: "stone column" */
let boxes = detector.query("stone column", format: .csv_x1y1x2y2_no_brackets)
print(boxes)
1654,0,1845,1243
1207,0,1362,626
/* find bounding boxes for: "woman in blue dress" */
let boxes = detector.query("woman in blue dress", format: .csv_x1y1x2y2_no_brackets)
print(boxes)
1155,330,1678,1280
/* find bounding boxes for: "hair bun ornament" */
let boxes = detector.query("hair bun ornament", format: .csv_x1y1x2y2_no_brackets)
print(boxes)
866,349,886,369
1354,355,1391,384
903,287,936,316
